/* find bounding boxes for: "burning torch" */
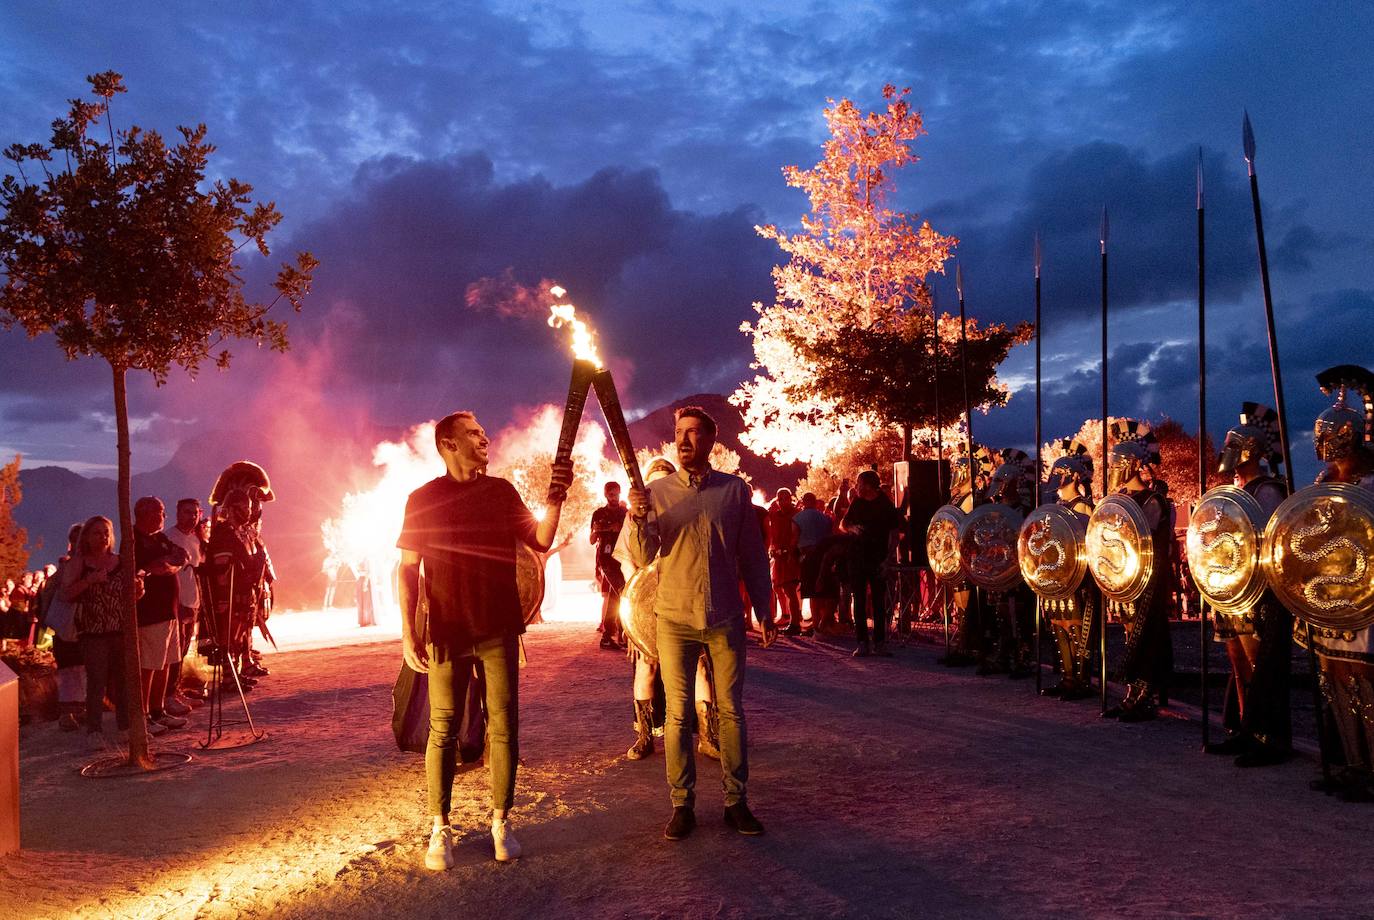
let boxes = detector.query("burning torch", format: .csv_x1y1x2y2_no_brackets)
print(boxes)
546,286,645,498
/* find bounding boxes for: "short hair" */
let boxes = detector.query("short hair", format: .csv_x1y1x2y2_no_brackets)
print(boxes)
674,405,717,437
776,487,793,498
67,522,84,547
177,497,200,511
604,481,622,494
434,411,478,452
801,492,818,507
134,496,164,516
856,469,881,489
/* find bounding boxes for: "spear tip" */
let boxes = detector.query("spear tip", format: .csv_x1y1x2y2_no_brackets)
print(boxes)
1243,110,1256,169
956,262,964,298
1033,232,1042,277
1196,147,1204,209
1100,207,1109,253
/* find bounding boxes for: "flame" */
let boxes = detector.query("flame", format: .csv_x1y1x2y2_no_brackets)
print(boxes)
547,285,604,368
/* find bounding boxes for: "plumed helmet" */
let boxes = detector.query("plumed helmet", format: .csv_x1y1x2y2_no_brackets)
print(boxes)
1049,438,1094,496
1314,365,1374,463
950,444,996,500
1219,402,1281,474
1107,419,1160,493
991,448,1036,506
210,460,274,525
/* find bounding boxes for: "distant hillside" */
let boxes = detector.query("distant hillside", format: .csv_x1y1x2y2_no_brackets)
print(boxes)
627,392,804,493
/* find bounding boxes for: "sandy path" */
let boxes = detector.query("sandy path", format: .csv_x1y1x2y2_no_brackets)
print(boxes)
2,621,1369,919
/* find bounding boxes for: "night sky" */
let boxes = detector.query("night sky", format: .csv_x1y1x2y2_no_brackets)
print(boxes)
2,1,1370,486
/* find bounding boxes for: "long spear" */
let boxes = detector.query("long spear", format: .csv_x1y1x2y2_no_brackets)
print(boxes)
1198,152,1211,747
1244,112,1329,779
932,283,950,654
957,264,973,493
1034,233,1044,694
1099,207,1110,714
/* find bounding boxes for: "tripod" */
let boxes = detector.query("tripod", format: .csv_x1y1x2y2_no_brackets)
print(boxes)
200,559,265,750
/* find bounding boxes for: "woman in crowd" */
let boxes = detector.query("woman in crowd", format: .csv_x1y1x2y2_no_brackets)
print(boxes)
61,516,138,743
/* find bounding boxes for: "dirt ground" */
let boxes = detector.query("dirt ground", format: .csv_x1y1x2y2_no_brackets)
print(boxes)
2,614,1371,920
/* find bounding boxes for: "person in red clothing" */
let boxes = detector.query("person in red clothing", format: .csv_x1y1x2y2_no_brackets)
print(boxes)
765,489,804,635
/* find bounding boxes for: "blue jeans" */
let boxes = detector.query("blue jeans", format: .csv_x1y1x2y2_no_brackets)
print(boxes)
657,616,748,808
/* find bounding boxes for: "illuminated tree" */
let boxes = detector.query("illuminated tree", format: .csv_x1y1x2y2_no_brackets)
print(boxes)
735,84,1027,470
0,456,28,583
634,441,745,481
0,73,316,768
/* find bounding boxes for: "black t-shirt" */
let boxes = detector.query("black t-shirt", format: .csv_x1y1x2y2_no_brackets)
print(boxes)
397,474,538,648
134,529,180,626
841,495,903,570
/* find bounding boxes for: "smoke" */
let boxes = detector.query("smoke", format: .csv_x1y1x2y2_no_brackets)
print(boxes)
464,269,561,320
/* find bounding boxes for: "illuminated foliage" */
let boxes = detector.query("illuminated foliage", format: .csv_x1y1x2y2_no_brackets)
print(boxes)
0,455,28,583
735,85,1028,468
0,72,315,767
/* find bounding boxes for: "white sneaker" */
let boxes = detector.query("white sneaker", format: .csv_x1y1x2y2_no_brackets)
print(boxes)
155,712,188,729
424,825,454,871
492,819,522,862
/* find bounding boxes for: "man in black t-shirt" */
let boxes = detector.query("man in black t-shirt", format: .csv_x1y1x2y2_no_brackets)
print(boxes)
840,470,903,657
398,410,572,870
133,497,190,736
590,481,628,649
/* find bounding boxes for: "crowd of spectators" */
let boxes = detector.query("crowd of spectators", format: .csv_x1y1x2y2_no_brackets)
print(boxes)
0,491,274,749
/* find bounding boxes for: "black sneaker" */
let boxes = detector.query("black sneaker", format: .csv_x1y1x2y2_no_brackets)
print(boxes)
723,802,765,836
664,806,695,840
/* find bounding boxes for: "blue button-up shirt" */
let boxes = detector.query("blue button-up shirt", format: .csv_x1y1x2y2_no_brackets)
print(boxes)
625,466,772,630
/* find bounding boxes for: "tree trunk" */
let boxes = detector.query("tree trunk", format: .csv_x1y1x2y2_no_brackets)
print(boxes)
113,363,152,769
901,423,916,563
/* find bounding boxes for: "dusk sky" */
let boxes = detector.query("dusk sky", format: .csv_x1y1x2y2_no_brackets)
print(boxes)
2,1,1370,485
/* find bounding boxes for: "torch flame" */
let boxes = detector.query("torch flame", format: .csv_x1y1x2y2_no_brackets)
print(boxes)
547,286,604,369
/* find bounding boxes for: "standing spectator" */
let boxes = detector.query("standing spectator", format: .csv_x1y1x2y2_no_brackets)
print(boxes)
626,406,776,841
765,489,803,635
841,470,902,658
6,571,36,643
163,498,204,714
590,481,628,650
794,492,833,635
41,524,86,730
61,516,134,743
133,497,190,736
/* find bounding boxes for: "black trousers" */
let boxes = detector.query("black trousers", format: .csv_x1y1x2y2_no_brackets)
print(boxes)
851,568,888,646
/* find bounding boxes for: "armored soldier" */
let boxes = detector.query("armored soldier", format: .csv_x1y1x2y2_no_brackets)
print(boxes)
1204,403,1292,766
1103,420,1174,722
1300,366,1374,800
937,445,994,667
986,449,1036,677
206,462,276,684
1040,439,1098,700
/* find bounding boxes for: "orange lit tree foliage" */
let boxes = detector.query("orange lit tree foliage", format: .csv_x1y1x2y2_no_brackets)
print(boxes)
0,455,28,583
634,442,745,482
1043,415,1222,509
734,85,1030,470
0,73,315,768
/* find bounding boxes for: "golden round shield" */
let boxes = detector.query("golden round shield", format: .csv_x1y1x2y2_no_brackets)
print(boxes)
1186,486,1268,615
959,503,1025,592
1262,483,1374,631
1018,504,1089,601
1086,495,1155,602
517,543,547,625
619,560,659,660
926,505,966,586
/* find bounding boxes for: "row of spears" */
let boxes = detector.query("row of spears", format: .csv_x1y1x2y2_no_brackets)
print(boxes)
915,112,1374,792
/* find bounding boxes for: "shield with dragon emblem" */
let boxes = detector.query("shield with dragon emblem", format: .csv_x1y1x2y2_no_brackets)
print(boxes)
926,505,967,586
1185,486,1268,616
1086,495,1154,602
619,560,660,659
958,503,1025,592
1018,504,1089,601
1262,483,1374,631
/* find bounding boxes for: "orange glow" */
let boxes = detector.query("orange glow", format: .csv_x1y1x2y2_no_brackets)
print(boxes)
547,285,604,368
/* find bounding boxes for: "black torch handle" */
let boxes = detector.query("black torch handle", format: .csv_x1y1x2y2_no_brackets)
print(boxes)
591,369,645,493
551,360,597,501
